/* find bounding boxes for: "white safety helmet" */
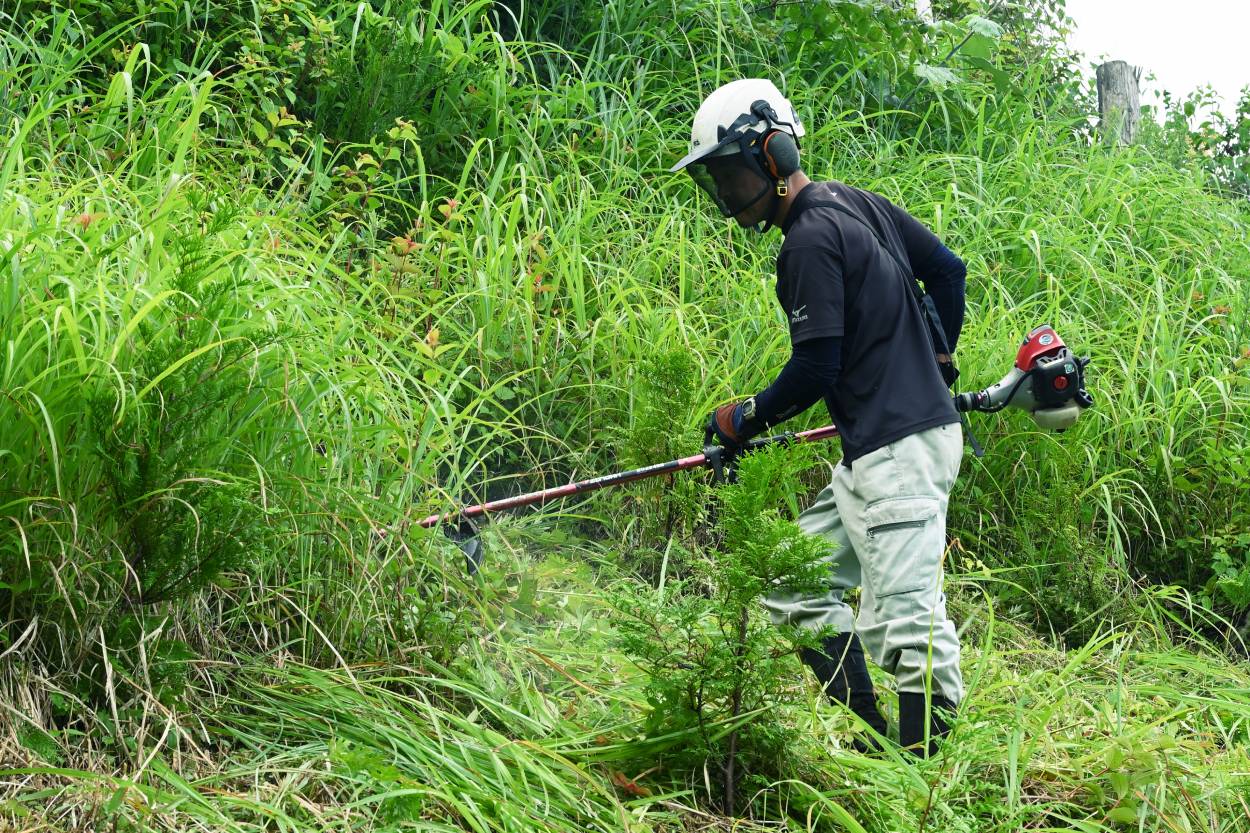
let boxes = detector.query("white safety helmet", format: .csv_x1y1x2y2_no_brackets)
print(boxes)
670,79,805,223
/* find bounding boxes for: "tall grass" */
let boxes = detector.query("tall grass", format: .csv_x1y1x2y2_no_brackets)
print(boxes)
2,0,1249,830
0,12,488,701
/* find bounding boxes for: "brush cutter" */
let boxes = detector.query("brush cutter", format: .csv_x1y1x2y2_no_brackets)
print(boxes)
954,325,1093,430
422,324,1092,571
421,425,842,572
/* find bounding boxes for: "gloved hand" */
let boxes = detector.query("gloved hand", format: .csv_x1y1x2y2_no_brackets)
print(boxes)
704,398,761,448
936,355,959,388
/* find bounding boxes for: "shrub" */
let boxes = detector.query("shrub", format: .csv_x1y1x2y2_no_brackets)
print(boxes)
611,441,830,815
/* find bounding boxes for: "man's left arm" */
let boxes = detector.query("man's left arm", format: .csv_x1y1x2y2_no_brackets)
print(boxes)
913,242,966,356
883,198,967,357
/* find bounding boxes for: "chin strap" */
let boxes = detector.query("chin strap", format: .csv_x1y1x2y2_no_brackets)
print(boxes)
755,178,789,234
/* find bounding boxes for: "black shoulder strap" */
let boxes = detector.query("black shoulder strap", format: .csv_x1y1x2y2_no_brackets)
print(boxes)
799,198,924,296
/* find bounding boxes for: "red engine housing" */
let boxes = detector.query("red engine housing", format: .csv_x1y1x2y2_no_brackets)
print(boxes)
1015,325,1067,372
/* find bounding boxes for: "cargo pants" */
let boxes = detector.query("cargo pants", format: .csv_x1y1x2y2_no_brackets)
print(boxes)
762,422,965,704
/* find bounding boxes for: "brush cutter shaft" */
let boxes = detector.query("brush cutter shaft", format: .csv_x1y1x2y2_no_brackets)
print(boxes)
418,424,840,529
420,325,1091,545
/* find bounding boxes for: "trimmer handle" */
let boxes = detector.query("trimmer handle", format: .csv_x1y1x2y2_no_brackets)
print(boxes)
953,390,989,412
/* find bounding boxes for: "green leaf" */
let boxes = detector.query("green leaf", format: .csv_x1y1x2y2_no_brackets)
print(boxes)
17,725,60,764
1104,744,1125,770
438,30,465,63
103,786,128,814
964,57,1011,94
1172,474,1201,492
964,14,1004,37
962,32,997,61
913,63,961,89
1106,804,1140,824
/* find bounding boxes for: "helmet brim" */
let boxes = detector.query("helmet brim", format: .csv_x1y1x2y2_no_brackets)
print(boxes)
668,134,744,173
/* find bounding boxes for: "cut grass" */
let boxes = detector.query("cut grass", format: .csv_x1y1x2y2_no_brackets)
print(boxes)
5,546,1248,831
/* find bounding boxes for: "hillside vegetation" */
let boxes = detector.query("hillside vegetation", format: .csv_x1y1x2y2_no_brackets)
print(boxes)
2,1,1248,830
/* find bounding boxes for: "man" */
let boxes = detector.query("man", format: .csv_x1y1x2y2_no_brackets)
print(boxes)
671,79,968,757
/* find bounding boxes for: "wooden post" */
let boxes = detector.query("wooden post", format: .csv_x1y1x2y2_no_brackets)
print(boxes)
1096,60,1142,145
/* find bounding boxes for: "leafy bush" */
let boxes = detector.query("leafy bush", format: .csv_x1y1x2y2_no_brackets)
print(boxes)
0,38,478,690
1164,439,1250,615
1150,85,1250,200
12,0,338,109
603,348,711,574
0,162,300,674
611,442,830,814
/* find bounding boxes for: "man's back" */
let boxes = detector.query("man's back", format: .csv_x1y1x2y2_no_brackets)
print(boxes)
776,181,958,463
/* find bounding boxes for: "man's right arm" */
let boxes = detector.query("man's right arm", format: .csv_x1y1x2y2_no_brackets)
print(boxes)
709,244,846,445
753,336,841,427
754,242,847,428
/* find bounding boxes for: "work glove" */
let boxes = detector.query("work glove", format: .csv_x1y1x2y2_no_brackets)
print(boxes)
704,397,762,449
937,355,959,388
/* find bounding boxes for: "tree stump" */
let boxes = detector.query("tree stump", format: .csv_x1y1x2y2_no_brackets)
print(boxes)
1096,60,1141,145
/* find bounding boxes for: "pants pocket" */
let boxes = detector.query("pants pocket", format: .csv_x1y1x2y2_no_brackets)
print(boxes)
863,497,940,597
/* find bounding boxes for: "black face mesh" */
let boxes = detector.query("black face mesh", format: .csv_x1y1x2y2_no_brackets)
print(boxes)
686,146,772,220
686,161,734,217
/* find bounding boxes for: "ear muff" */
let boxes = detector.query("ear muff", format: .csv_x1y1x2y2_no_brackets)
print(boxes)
760,130,800,178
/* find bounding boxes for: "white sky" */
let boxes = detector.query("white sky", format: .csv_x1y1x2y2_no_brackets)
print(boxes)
1063,0,1250,121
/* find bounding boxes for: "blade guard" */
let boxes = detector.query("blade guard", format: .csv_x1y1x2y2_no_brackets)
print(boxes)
1015,325,1066,372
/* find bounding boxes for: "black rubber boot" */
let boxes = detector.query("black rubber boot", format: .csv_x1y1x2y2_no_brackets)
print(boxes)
800,633,889,751
898,692,957,758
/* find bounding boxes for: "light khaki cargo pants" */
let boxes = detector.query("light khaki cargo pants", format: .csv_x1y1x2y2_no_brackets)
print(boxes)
763,422,965,704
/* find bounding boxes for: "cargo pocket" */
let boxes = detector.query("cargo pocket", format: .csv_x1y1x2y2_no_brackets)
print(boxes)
863,497,940,598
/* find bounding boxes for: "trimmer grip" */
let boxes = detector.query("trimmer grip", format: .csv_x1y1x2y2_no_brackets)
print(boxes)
953,391,987,412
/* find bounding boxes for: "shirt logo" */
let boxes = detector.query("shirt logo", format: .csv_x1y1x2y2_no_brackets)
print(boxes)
791,305,808,324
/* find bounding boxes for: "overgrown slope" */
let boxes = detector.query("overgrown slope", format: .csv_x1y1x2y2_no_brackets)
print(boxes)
2,1,1248,830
